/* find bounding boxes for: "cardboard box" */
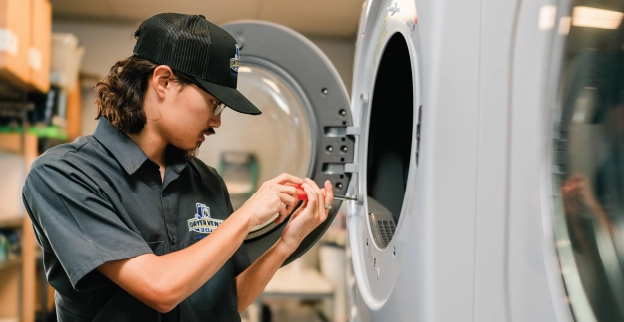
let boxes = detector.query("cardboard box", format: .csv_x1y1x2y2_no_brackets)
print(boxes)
28,0,51,92
0,151,25,220
50,33,84,91
0,0,32,90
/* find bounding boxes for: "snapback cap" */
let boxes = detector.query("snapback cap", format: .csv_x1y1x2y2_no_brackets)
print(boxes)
133,13,261,115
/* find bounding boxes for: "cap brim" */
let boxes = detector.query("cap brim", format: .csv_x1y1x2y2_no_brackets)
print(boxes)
194,77,262,115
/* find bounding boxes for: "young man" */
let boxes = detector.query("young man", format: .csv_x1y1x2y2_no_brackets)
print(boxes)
22,13,334,321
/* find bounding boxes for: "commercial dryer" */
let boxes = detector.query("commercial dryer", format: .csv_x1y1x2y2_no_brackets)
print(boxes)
345,0,624,321
198,0,624,320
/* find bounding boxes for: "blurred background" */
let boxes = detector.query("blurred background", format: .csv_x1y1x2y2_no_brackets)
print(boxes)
0,1,362,321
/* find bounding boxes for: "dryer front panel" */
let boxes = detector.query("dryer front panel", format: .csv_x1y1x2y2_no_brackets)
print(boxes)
347,0,423,318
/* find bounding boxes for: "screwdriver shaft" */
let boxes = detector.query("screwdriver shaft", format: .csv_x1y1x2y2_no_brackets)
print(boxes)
295,185,356,201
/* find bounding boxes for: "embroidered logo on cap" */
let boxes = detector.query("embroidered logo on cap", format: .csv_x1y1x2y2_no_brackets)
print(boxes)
187,203,223,234
230,45,240,77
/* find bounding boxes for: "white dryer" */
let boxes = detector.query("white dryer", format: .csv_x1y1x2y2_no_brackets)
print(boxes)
203,0,624,320
346,0,624,321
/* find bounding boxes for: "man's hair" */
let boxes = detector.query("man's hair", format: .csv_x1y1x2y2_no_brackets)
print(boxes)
95,55,196,134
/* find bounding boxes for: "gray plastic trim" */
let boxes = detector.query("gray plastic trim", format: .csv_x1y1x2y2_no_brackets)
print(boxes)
222,21,354,266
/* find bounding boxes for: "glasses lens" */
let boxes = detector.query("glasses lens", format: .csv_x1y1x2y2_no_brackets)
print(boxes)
214,101,227,116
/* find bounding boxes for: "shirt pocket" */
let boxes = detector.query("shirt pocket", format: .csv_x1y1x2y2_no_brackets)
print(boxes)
189,259,238,312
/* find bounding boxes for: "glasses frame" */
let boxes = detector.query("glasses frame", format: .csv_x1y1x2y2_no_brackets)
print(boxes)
211,99,227,116
185,82,227,116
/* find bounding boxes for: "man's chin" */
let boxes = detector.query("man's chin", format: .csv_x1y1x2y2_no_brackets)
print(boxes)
185,146,199,160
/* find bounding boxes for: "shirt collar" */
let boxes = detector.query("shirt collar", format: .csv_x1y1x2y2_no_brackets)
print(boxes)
93,118,195,178
92,118,150,175
166,145,190,175
188,159,204,184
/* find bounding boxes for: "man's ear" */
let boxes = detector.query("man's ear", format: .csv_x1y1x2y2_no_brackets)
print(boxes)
151,65,175,99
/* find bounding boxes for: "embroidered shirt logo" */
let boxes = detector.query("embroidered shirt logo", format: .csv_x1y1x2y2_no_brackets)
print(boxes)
230,44,240,77
187,203,223,234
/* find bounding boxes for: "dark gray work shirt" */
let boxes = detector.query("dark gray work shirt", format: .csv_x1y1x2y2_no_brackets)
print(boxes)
22,118,250,321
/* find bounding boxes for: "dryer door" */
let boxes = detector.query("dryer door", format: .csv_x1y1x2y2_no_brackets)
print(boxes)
202,21,355,265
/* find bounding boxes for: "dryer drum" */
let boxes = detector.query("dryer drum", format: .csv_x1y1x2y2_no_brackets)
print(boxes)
367,32,414,231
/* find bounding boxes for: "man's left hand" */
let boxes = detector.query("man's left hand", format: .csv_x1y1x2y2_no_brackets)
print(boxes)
279,179,334,252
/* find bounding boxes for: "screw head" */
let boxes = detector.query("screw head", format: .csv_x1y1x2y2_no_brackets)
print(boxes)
339,109,347,116
321,88,328,95
326,146,333,152
340,146,348,153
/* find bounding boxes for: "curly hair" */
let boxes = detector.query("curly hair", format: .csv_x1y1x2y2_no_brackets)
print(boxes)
95,55,195,134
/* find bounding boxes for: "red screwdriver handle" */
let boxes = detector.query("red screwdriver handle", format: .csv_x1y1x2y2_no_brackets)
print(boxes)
294,184,351,202
295,185,308,201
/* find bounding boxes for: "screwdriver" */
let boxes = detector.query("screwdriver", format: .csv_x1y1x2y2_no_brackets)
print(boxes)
294,185,357,201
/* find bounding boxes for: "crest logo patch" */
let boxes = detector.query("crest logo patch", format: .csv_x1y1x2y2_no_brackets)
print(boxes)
230,45,240,76
187,203,223,234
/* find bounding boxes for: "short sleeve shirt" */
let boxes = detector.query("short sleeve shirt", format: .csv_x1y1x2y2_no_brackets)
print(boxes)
22,118,250,322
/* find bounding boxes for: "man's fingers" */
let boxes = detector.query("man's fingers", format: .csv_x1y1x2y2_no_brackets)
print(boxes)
275,210,288,225
323,180,334,208
278,202,289,219
285,201,307,223
274,173,304,185
302,179,328,219
278,192,296,206
304,179,325,215
301,182,318,207
284,204,295,216
275,184,297,197
304,178,321,193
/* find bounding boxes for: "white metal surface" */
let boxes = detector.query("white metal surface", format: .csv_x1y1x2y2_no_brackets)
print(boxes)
346,0,583,321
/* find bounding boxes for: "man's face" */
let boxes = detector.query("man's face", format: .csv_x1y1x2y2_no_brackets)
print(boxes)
158,82,222,152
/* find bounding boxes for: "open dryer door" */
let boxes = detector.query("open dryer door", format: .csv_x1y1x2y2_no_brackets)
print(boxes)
209,21,355,266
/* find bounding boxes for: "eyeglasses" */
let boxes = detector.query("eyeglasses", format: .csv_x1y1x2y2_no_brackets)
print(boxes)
211,99,227,116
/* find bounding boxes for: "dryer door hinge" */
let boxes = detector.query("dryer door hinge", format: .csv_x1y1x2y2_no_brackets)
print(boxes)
345,126,359,174
345,163,358,173
346,126,360,136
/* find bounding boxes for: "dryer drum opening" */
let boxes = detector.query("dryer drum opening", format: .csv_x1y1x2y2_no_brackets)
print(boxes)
367,32,414,246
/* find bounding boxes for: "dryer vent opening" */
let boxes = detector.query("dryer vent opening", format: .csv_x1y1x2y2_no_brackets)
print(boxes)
367,33,413,240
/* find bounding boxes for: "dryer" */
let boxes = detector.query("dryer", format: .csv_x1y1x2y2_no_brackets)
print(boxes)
346,0,624,321
199,0,624,320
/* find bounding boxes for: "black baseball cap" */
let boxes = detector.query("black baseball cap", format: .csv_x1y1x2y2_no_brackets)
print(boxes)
133,13,261,115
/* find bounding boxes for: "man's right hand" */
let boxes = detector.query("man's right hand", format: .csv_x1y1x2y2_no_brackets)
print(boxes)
236,173,303,229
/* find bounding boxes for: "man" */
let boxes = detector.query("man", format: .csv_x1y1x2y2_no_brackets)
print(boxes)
22,13,334,321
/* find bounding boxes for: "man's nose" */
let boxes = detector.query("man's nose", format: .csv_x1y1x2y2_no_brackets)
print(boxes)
210,113,222,128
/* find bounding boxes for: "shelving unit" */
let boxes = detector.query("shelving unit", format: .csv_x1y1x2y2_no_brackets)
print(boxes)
0,132,38,322
0,80,79,322
0,257,22,271
0,0,52,320
0,1,98,321
0,82,80,322
0,217,23,229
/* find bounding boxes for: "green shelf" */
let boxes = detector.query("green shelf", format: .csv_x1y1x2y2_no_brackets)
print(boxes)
0,126,67,141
